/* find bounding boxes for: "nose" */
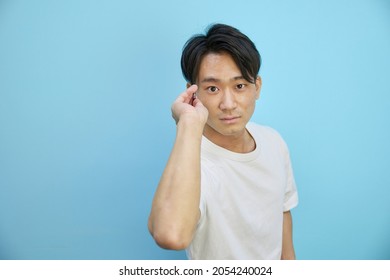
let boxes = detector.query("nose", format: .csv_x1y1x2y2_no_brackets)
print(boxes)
219,90,237,111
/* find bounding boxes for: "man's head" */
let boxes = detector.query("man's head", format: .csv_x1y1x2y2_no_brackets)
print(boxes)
181,23,261,85
180,24,262,148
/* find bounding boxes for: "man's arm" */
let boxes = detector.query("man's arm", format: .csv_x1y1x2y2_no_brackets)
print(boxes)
148,85,208,250
281,210,296,260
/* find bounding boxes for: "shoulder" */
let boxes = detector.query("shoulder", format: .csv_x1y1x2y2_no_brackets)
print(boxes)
247,122,290,154
247,122,284,142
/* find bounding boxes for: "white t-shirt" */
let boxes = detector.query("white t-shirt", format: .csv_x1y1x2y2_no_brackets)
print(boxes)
186,123,298,260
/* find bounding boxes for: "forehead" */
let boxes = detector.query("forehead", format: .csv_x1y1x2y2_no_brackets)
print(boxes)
197,52,242,83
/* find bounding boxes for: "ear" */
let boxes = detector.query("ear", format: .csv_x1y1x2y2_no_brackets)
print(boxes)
255,76,262,100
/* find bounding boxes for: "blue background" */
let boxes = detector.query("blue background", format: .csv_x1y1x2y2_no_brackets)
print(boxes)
0,0,389,260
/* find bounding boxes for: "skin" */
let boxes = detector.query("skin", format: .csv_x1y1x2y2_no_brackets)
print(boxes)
148,84,206,250
281,211,296,260
195,52,261,153
148,52,296,259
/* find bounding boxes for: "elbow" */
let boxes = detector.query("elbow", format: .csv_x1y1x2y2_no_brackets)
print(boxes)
153,232,191,250
148,220,192,250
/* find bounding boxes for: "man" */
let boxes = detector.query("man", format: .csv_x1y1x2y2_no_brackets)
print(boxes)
148,23,298,260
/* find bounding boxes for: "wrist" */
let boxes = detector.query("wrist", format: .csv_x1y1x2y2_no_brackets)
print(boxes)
177,117,205,137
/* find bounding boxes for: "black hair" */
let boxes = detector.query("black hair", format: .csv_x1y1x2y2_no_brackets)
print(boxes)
181,23,261,84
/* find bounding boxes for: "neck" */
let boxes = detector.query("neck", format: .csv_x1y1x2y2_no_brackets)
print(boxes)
203,127,256,153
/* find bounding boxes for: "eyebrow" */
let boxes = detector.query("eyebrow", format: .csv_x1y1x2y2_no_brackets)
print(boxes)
200,76,246,84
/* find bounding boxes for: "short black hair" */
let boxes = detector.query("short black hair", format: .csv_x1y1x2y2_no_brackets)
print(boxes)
181,23,261,84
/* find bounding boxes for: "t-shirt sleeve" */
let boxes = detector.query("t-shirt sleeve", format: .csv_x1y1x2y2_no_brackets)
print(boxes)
282,141,299,212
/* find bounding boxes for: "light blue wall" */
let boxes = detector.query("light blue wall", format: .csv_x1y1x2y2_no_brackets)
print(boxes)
0,0,389,259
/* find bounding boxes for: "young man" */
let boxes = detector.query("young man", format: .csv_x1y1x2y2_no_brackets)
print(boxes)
148,24,298,260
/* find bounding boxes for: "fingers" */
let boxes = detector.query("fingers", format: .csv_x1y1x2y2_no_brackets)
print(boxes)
171,85,208,125
192,96,204,108
176,84,198,104
187,84,198,94
187,85,198,106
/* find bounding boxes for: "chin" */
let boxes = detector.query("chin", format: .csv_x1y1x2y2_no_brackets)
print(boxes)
208,123,246,137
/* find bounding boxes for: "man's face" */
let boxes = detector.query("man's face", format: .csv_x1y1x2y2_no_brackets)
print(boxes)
195,52,261,143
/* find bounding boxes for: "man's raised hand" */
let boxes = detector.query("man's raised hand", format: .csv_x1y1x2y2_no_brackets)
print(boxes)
171,85,208,127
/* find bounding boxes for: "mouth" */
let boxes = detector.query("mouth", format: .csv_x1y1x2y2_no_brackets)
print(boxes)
220,116,241,124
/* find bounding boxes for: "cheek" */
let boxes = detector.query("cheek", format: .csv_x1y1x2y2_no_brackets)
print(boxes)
197,95,214,111
239,94,257,108
239,99,257,119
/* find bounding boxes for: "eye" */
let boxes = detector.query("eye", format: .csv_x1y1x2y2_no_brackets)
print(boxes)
236,84,246,90
207,86,219,93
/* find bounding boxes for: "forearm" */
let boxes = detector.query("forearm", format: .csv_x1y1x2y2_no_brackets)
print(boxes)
281,211,296,260
149,118,203,250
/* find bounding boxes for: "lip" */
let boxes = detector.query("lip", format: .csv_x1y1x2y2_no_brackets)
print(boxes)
220,116,240,124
